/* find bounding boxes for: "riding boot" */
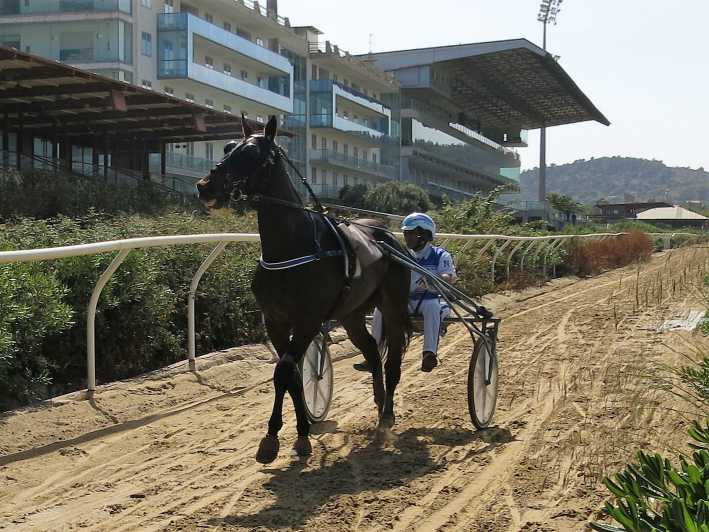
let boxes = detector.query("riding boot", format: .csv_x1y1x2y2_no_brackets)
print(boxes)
421,351,438,372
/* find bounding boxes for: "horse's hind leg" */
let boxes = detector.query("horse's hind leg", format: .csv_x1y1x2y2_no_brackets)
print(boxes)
341,313,385,418
378,273,410,429
256,317,290,464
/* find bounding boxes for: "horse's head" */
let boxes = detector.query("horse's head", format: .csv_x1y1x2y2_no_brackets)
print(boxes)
196,114,279,210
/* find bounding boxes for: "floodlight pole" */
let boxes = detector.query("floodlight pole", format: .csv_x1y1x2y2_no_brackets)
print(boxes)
538,10,549,207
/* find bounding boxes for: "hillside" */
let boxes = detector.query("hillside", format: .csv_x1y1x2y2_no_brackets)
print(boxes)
520,156,709,204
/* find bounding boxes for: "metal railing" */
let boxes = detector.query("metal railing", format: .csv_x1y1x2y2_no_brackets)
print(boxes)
0,229,655,396
1,150,191,201
310,148,399,179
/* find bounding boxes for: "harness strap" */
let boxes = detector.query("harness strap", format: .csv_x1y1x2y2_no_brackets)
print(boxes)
259,249,343,270
276,146,325,214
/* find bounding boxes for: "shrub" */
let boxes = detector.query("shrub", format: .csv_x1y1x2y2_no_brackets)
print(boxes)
0,211,264,409
0,262,73,409
591,421,709,532
0,167,194,221
363,182,432,215
337,184,371,210
565,231,653,276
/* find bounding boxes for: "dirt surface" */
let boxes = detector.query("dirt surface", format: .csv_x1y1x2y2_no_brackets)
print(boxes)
0,247,707,531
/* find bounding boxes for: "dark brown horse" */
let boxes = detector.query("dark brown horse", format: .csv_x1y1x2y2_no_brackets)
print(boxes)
196,115,411,464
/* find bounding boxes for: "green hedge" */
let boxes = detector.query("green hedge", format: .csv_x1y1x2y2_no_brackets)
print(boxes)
0,211,264,410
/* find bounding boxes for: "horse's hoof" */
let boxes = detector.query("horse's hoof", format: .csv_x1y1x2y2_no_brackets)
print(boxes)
293,436,312,457
378,413,395,429
256,435,279,464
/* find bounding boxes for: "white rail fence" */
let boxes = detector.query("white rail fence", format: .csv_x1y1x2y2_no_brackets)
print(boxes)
0,230,698,394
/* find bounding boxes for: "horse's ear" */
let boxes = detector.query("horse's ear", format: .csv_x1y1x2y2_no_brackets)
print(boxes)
264,115,278,141
241,113,253,139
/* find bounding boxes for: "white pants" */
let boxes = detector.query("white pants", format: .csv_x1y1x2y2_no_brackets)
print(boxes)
371,298,451,356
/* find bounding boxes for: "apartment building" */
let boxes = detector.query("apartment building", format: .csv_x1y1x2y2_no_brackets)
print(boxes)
292,27,400,199
0,0,307,177
1,5,609,206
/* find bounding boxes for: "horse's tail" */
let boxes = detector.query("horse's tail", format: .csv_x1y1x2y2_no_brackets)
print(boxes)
375,228,413,355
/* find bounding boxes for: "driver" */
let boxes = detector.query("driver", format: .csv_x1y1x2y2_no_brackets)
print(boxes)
354,212,457,373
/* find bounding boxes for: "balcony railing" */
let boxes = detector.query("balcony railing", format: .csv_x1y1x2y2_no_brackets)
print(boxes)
311,149,398,179
0,0,131,15
164,152,214,173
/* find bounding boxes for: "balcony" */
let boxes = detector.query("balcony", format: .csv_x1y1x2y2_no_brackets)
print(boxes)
310,79,391,138
310,149,399,180
157,12,293,113
0,0,131,15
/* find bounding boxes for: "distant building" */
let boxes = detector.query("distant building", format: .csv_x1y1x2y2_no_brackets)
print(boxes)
636,206,709,229
594,201,672,222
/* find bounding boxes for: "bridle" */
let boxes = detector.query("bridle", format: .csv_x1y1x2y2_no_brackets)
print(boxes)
222,135,326,215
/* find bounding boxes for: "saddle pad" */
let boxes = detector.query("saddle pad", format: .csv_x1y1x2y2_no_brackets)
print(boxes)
337,223,383,275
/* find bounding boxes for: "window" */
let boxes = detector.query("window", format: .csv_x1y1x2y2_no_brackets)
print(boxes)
141,79,152,89
343,175,348,186
185,92,194,102
256,37,264,46
141,32,152,57
311,64,318,80
343,144,348,157
205,13,213,23
311,134,317,150
223,21,232,32
205,143,214,160
163,86,174,95
372,153,377,164
141,0,151,6
320,137,326,150
204,98,214,108
312,167,317,184
223,104,232,113
163,0,174,12
223,63,232,76
205,55,214,69
240,70,248,80
332,140,338,153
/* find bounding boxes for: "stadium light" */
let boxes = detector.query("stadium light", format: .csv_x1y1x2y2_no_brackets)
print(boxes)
536,0,564,206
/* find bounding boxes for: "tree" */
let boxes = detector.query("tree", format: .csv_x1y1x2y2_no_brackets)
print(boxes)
337,184,370,209
362,182,432,215
547,192,583,218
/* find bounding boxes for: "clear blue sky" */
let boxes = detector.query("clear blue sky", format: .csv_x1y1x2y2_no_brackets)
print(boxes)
279,0,709,171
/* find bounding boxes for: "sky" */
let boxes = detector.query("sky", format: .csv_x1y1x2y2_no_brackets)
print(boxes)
278,0,709,171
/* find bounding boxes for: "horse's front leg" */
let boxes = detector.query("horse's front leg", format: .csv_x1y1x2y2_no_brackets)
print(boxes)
256,317,290,464
284,326,323,458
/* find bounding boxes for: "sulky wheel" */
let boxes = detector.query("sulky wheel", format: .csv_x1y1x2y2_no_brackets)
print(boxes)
299,333,334,423
467,334,499,429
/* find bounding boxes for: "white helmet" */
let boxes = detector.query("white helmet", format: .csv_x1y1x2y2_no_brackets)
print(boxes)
401,212,436,239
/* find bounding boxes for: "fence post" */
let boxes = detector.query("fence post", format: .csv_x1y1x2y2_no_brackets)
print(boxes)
87,248,131,394
188,242,228,371
491,239,512,283
506,241,525,280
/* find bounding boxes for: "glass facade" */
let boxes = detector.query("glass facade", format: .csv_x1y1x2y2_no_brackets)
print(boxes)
309,80,390,136
278,47,306,170
157,13,188,77
0,19,132,63
0,0,131,15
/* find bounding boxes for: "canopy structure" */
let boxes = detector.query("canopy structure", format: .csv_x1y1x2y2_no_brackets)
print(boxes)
363,39,609,142
637,206,708,221
0,46,289,148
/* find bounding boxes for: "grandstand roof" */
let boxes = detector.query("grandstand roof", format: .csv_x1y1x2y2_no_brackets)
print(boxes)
361,39,610,131
0,46,290,146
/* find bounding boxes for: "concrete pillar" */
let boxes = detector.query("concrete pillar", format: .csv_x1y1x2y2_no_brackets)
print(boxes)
160,141,166,178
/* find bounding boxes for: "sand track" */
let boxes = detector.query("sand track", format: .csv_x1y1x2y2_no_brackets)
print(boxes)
1,247,707,531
